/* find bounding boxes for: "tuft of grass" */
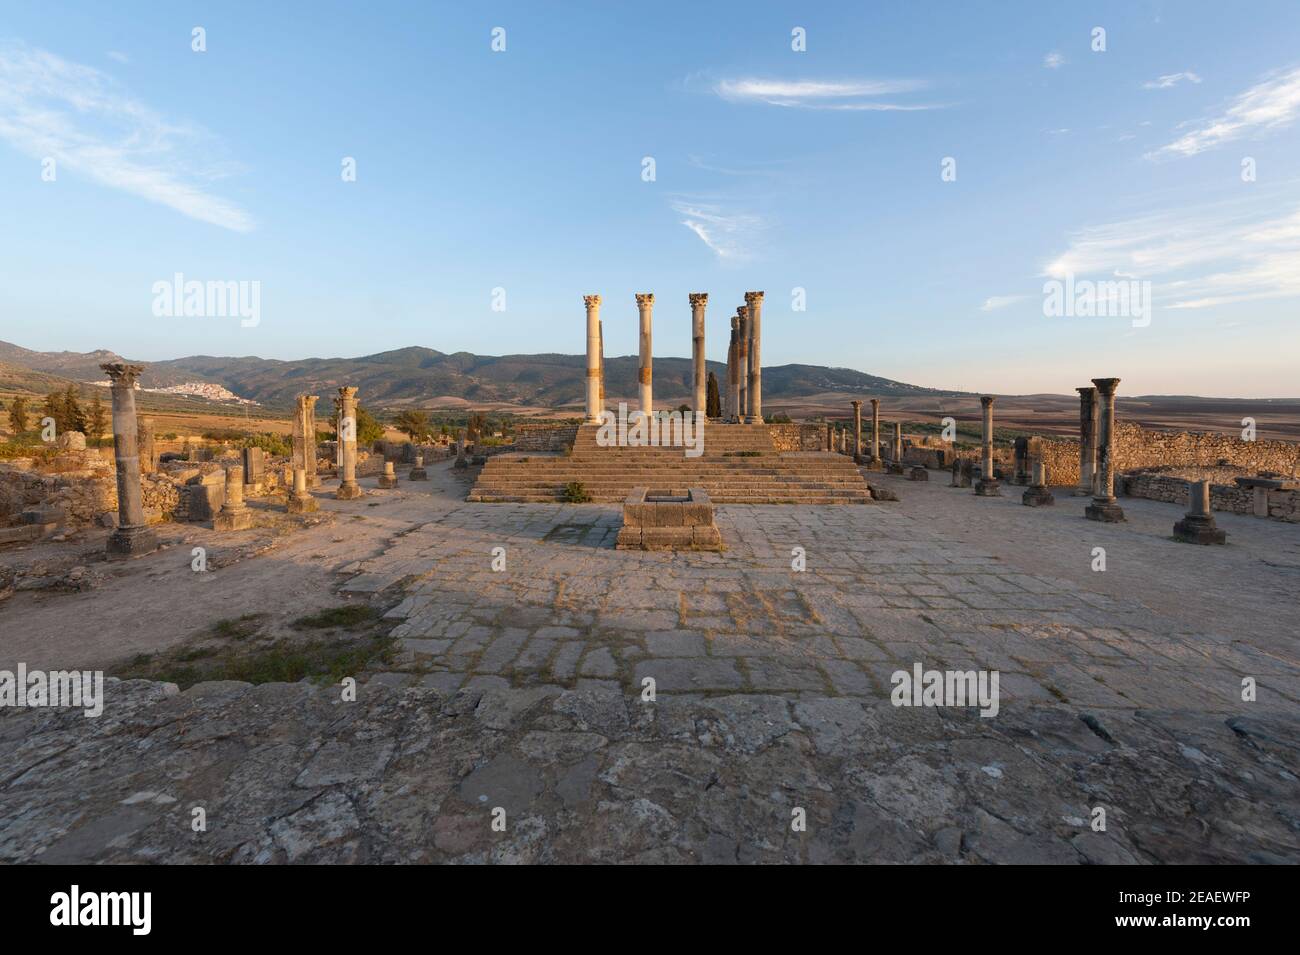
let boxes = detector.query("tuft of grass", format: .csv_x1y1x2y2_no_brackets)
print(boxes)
113,633,397,690
211,613,266,641
561,480,592,503
292,604,379,630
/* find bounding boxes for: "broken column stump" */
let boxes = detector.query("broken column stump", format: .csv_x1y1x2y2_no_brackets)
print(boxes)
1173,480,1226,544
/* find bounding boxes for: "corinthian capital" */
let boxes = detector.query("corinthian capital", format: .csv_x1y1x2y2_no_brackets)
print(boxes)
583,294,601,308
635,293,655,307
688,292,708,308
100,362,145,386
744,290,765,306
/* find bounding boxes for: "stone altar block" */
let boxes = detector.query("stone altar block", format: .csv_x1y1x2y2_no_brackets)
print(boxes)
616,486,722,551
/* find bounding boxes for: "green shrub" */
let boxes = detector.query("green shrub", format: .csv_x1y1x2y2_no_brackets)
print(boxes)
561,481,592,503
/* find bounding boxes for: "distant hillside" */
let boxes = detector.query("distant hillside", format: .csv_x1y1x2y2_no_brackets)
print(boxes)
0,341,963,410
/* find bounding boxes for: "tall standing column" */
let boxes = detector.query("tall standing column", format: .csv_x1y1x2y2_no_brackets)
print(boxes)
975,395,1001,496
1075,386,1098,497
294,394,320,488
336,386,363,500
635,293,654,415
736,306,749,422
726,317,737,421
101,362,157,557
584,295,602,423
892,422,903,462
1085,377,1125,522
138,416,157,474
689,293,708,417
870,398,882,468
851,400,863,462
598,318,605,413
744,291,764,423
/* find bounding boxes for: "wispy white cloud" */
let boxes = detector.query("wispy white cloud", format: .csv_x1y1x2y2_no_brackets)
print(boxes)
1151,65,1300,158
979,295,1026,312
1143,71,1201,90
1043,199,1300,309
105,50,130,64
0,41,253,231
712,77,939,111
1043,52,1065,70
670,198,763,263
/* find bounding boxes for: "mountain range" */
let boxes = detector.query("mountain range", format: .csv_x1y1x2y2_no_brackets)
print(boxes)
0,340,960,412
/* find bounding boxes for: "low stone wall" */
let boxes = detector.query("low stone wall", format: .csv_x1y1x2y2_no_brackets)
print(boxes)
515,424,578,452
0,462,179,526
1121,470,1300,522
1039,422,1300,489
767,423,824,451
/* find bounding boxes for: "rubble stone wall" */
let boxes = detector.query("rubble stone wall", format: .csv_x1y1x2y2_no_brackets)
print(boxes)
514,424,579,452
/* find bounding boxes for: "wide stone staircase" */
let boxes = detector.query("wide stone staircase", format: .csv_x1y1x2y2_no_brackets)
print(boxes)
467,423,873,504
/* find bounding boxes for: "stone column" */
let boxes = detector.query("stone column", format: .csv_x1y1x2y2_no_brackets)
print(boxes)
584,295,602,423
378,460,398,489
1022,461,1055,507
975,396,1001,496
336,386,363,499
294,395,320,488
870,398,881,467
215,465,253,530
1076,386,1098,496
636,293,654,415
736,307,749,422
690,293,708,417
409,454,428,481
101,363,157,557
287,466,319,513
892,422,903,462
1085,378,1124,521
1174,479,1226,544
744,291,764,423
138,417,157,474
825,422,833,452
726,318,737,421
851,400,863,462
454,429,469,469
598,318,605,413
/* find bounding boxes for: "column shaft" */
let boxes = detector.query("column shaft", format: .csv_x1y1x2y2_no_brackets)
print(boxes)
851,401,863,460
1076,386,1098,495
336,387,363,499
101,362,157,556
584,295,601,423
690,293,708,417
636,293,654,414
744,291,764,423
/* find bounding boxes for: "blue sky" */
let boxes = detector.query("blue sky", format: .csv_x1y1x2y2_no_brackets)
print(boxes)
1,1,1298,397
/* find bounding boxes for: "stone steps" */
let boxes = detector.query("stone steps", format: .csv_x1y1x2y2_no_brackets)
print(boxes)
469,423,872,504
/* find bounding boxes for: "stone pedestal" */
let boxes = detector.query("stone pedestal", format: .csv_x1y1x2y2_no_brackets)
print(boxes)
214,465,253,530
287,467,318,514
242,446,265,486
101,363,158,558
908,466,929,482
636,293,654,415
1022,462,1055,506
744,291,764,423
1174,480,1226,544
409,455,428,480
616,487,721,551
336,386,364,499
377,460,399,489
1085,377,1124,522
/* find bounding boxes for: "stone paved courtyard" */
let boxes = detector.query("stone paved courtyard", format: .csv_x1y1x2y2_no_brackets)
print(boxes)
1,461,1297,863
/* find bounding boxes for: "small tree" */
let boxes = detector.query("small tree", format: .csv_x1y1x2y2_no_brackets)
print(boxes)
393,409,432,442
62,385,87,434
87,394,108,444
706,372,721,418
42,392,64,432
6,395,30,434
